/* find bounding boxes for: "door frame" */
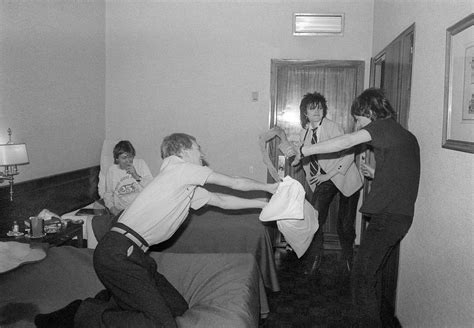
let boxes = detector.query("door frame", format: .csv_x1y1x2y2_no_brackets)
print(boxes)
269,59,365,248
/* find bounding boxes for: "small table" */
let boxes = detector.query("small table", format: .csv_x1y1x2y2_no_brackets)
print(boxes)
1,222,85,248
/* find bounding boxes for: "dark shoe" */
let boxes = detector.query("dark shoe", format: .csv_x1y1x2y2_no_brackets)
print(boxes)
34,299,82,328
303,255,322,276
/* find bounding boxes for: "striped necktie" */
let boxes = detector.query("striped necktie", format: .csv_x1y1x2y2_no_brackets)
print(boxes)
309,128,319,177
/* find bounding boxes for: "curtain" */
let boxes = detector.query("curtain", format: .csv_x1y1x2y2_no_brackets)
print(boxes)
269,61,361,198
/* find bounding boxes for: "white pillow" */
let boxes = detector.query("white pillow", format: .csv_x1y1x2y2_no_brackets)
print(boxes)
98,139,120,198
259,176,305,222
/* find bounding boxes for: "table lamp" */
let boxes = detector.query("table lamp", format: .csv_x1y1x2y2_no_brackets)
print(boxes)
0,128,29,201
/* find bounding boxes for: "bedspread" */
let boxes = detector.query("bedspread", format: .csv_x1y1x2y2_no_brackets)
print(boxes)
153,208,280,293
0,247,262,328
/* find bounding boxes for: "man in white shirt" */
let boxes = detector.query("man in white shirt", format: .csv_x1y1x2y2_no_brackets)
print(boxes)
36,132,278,328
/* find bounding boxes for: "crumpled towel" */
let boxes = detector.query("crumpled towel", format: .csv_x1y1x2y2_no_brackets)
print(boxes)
259,176,319,258
0,242,47,273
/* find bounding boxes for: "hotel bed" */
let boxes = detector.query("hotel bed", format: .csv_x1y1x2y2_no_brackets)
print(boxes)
154,207,280,293
0,245,263,328
62,205,280,294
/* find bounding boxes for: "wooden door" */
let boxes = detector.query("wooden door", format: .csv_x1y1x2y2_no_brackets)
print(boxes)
269,60,364,249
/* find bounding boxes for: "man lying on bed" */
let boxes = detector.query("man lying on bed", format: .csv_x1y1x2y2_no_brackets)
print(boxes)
35,132,279,328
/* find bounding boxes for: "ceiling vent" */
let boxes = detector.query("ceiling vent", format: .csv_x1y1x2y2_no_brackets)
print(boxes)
293,13,344,36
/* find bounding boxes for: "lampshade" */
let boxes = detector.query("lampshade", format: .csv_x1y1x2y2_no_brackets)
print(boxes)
0,143,29,166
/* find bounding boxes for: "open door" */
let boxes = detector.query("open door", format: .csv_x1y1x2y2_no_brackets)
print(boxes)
366,23,415,325
268,59,364,249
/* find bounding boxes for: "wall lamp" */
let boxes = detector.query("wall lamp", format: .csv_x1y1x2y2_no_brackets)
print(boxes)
0,128,29,201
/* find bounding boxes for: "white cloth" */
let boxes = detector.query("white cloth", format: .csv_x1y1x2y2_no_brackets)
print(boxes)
103,158,153,211
259,176,305,221
276,200,318,258
259,176,318,258
118,155,213,246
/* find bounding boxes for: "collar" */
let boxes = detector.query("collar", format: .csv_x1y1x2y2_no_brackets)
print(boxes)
309,118,324,130
160,155,185,172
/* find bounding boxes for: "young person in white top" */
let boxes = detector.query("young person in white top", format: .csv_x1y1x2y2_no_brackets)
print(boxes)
36,132,279,328
297,92,363,276
103,140,153,215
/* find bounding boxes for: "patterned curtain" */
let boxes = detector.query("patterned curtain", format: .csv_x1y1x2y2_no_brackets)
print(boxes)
268,62,361,197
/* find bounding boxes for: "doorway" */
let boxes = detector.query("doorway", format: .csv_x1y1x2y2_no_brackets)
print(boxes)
269,59,364,249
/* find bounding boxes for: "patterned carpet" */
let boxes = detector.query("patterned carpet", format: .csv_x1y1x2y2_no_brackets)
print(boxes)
262,248,355,328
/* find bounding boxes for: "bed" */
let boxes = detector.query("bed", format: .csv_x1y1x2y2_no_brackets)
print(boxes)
153,207,280,293
61,204,279,291
0,245,263,328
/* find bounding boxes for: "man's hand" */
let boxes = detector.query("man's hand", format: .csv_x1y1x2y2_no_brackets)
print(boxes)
126,165,141,180
268,182,280,194
360,163,375,180
309,173,331,185
110,206,121,216
278,141,296,158
291,144,302,166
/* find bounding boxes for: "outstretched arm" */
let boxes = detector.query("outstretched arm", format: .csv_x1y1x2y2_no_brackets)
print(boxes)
293,130,371,166
258,126,296,181
207,192,268,210
206,172,279,194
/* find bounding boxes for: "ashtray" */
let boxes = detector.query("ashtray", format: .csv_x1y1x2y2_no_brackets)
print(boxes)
7,231,24,237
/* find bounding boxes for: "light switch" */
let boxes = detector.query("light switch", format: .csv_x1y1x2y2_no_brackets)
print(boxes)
251,91,259,102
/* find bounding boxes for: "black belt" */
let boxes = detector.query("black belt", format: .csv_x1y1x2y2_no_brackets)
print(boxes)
111,223,149,253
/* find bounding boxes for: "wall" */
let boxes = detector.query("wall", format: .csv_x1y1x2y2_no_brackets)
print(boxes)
104,0,374,178
0,1,106,182
373,1,474,327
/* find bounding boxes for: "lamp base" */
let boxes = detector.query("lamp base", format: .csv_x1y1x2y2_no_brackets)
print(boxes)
0,175,15,201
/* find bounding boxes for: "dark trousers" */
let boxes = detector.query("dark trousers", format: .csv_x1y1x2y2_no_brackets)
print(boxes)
305,180,360,265
75,231,188,328
351,213,413,326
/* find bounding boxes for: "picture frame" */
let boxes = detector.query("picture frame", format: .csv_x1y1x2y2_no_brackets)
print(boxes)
442,14,474,153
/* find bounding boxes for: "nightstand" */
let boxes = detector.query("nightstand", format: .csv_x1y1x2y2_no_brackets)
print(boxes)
1,221,85,248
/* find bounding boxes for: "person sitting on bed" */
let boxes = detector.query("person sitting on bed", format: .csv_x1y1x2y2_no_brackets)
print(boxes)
35,132,279,328
104,140,153,215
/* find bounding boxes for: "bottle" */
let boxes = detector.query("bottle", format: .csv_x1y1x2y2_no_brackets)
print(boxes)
12,221,19,233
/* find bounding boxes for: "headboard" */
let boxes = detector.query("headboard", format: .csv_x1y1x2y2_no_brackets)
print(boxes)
0,166,100,232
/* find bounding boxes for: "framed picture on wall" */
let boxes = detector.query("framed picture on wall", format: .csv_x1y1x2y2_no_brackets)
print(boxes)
442,13,474,153
462,44,474,121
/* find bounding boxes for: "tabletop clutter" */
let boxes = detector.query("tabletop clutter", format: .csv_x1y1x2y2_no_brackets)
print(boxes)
7,209,82,239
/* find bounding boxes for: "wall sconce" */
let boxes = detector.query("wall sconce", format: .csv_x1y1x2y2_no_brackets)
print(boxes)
0,128,29,201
